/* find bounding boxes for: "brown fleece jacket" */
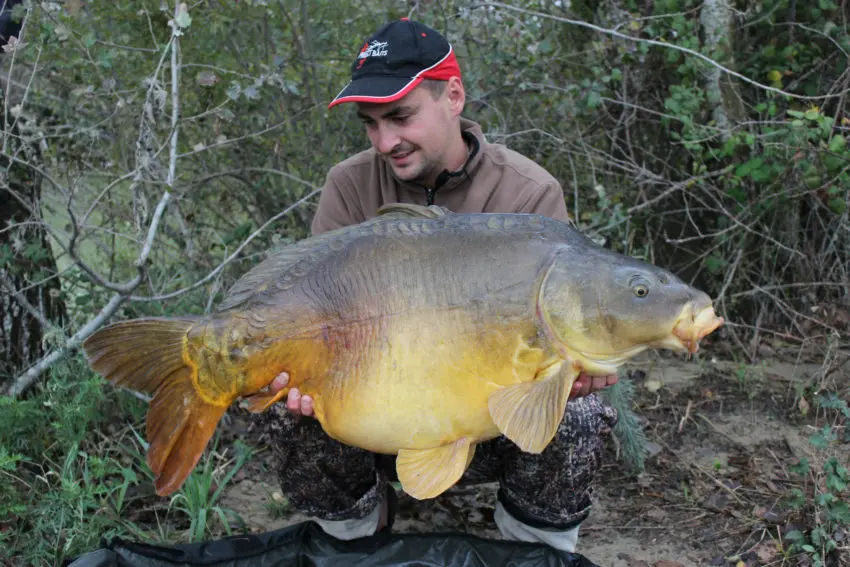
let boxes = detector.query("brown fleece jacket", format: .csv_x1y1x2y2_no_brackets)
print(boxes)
310,117,571,235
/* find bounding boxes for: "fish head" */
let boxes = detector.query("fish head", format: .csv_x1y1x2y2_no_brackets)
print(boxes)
538,246,724,371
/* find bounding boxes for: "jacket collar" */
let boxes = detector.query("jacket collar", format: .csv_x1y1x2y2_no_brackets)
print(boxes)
386,117,487,204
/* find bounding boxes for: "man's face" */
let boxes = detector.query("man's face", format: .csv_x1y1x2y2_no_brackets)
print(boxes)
356,81,460,186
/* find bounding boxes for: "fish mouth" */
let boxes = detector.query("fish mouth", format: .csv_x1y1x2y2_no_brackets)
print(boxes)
671,303,725,354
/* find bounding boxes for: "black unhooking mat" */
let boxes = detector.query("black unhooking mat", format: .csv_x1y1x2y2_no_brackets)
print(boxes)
65,520,600,567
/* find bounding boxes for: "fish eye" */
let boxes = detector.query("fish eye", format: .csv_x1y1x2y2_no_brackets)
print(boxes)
628,274,651,298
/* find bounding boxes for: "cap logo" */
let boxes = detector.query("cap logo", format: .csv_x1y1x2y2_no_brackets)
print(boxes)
358,40,389,61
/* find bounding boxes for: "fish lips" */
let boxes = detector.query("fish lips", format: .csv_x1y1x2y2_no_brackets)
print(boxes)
669,304,725,353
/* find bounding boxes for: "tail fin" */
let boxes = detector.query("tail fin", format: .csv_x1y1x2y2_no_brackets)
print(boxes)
83,318,228,496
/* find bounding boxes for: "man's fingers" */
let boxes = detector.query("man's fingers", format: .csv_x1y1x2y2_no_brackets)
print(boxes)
571,375,589,398
570,372,619,399
300,394,314,417
271,371,289,393
286,388,301,413
591,375,608,391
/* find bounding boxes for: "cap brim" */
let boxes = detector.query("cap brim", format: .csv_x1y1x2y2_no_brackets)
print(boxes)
328,75,424,109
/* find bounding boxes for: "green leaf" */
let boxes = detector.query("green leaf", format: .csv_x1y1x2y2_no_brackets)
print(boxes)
790,457,810,476
827,500,850,523
704,255,727,274
829,135,846,153
828,197,847,215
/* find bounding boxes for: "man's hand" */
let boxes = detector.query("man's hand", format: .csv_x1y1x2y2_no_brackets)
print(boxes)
573,372,619,398
269,372,314,417
267,369,618,418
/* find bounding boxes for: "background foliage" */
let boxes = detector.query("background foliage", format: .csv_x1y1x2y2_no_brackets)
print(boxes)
0,0,847,565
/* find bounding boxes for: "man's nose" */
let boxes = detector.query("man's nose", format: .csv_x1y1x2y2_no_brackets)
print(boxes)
372,124,400,154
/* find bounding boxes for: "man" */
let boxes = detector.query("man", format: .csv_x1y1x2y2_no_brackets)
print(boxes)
254,18,619,554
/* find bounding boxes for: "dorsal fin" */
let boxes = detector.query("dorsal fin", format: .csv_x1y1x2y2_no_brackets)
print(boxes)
376,203,452,219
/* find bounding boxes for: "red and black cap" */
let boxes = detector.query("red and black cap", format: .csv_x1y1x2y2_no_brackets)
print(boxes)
328,18,461,109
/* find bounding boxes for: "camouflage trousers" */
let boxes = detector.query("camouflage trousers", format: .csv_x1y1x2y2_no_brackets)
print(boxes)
250,393,618,530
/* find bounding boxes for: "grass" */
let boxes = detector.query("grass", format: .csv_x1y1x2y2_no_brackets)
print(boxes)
0,354,257,565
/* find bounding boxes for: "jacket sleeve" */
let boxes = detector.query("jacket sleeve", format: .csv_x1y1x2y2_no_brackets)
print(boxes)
518,180,572,223
310,166,366,236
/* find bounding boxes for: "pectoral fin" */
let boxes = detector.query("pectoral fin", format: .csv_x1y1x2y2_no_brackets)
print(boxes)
488,362,578,453
396,437,475,500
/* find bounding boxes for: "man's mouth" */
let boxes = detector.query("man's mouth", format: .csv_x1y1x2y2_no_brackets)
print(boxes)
390,149,414,163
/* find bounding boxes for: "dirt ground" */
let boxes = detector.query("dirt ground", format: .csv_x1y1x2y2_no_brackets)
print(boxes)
219,347,849,567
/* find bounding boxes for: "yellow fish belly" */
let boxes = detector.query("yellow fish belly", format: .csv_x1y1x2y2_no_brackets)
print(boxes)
311,308,546,454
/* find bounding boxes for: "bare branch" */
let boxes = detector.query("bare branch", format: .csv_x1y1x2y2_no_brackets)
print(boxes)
0,273,60,334
179,166,320,195
129,185,321,303
5,293,126,397
177,105,320,159
1,0,30,154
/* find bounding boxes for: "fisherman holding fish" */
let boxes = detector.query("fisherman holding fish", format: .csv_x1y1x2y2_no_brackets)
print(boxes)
82,17,722,556
258,18,621,553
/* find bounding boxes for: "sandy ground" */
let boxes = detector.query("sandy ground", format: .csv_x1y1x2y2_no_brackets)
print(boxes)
218,350,849,566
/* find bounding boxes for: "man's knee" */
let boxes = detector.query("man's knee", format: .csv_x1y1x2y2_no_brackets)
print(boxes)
249,404,383,521
496,394,618,529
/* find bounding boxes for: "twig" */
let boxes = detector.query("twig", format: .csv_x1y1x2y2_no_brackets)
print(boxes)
6,293,125,397
178,166,320,195
7,44,41,145
128,186,321,302
176,107,320,159
627,165,735,215
0,273,60,335
476,2,848,101
678,399,693,433
716,247,743,311
1,0,29,154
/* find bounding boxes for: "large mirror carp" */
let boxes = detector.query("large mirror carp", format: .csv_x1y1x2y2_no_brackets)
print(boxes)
82,203,724,500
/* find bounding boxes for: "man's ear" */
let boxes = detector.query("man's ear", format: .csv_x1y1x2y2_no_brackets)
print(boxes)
446,76,465,116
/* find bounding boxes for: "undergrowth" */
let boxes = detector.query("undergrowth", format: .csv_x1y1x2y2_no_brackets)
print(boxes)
0,356,252,565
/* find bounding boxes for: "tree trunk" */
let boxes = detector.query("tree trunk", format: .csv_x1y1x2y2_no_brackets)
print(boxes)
700,0,745,140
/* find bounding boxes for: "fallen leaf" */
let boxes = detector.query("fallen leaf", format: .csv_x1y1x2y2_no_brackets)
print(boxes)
704,491,729,510
754,541,778,563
